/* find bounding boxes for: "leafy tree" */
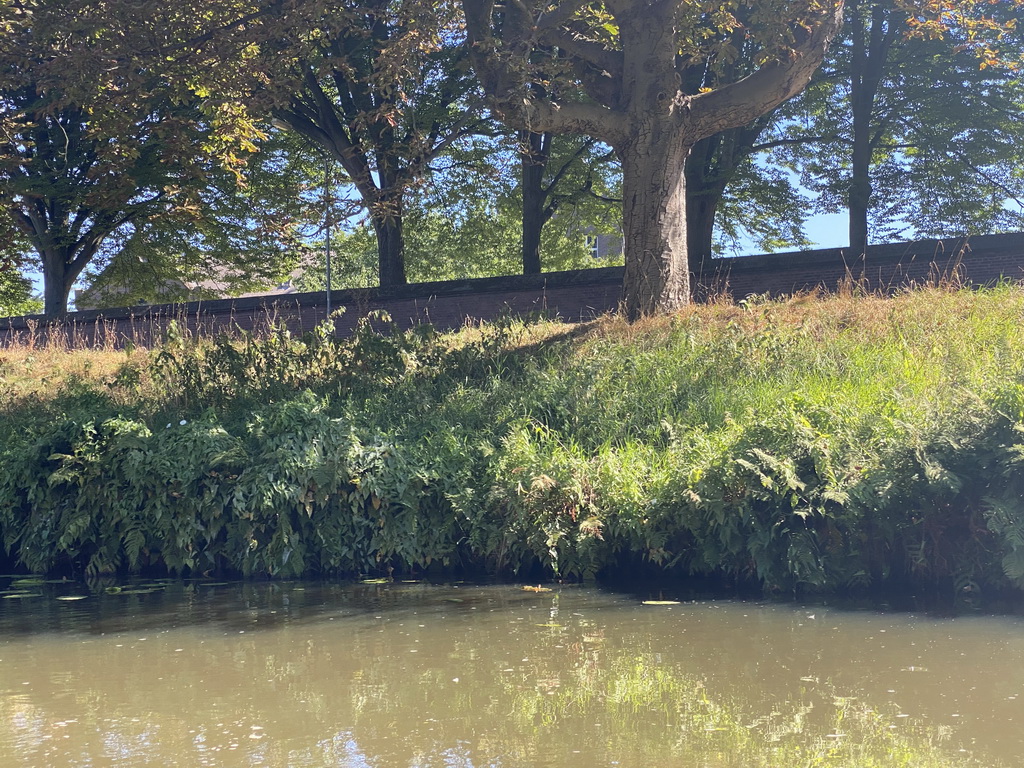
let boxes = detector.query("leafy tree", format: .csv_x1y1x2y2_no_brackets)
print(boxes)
0,0,291,316
772,0,1024,252
462,0,845,318
519,130,620,274
75,133,317,309
297,133,622,290
262,0,486,288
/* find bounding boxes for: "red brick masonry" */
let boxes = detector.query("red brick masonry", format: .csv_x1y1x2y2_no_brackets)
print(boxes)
3,233,1022,347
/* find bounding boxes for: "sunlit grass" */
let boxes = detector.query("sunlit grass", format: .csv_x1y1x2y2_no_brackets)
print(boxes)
3,285,1024,590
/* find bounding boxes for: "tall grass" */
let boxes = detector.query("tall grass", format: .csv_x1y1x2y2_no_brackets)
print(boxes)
2,286,1024,594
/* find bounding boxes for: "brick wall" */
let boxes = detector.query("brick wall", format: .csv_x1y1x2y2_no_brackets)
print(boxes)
3,232,1022,347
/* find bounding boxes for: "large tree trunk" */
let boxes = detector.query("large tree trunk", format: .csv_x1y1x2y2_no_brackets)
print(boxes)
847,0,872,256
21,208,96,317
849,31,873,258
848,122,871,256
619,130,692,320
371,205,406,287
372,158,407,286
41,247,76,317
367,132,408,287
521,130,549,275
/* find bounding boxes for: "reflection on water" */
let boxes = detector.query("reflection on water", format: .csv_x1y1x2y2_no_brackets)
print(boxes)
0,581,1020,767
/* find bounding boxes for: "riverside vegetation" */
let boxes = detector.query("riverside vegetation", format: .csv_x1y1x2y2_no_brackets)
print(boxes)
3,285,1024,598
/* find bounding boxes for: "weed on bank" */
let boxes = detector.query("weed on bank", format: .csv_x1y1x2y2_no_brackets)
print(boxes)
3,286,1024,595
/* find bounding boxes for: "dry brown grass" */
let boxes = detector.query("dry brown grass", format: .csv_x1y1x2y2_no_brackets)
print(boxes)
0,343,151,409
569,282,1016,355
5,283,1023,415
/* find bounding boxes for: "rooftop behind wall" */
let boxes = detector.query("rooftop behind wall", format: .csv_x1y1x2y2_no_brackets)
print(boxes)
3,233,1022,347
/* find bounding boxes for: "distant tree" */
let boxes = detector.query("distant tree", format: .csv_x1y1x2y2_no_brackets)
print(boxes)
519,130,620,274
297,132,622,290
0,0,291,316
257,0,486,288
772,0,1024,252
414,134,621,279
678,0,1024,263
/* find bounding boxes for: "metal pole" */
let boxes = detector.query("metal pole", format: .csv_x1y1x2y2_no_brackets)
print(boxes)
324,156,332,318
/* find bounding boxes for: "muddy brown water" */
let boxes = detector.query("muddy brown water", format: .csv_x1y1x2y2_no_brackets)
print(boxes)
0,581,1022,767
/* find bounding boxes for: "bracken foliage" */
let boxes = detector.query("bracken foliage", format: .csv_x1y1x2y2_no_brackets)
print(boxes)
3,287,1024,600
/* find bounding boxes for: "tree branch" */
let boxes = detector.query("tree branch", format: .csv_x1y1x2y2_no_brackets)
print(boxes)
532,0,592,34
278,66,379,206
507,97,630,145
752,134,845,151
540,25,622,78
541,137,596,196
688,1,845,142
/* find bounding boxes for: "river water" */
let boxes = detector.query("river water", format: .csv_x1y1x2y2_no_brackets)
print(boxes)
0,580,1021,767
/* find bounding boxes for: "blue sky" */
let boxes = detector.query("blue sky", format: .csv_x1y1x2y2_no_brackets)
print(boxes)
796,212,849,252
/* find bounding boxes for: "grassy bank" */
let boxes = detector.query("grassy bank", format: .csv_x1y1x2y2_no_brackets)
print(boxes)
3,285,1024,595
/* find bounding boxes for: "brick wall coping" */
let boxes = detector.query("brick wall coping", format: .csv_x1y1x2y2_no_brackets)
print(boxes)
3,231,1022,330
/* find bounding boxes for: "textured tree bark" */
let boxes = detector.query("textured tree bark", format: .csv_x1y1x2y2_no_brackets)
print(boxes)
41,248,77,317
371,204,407,286
521,131,549,275
620,129,691,320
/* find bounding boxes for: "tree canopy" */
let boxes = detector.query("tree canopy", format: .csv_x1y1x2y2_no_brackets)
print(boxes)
2,0,1023,318
463,0,846,317
259,0,487,287
0,0,303,315
773,0,1024,250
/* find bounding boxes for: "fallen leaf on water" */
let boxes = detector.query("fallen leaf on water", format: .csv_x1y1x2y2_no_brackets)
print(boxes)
10,578,44,587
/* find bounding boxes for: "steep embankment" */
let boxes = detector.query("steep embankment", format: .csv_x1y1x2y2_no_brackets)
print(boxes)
3,287,1024,595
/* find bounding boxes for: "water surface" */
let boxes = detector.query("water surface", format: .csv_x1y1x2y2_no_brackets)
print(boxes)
0,581,1021,767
